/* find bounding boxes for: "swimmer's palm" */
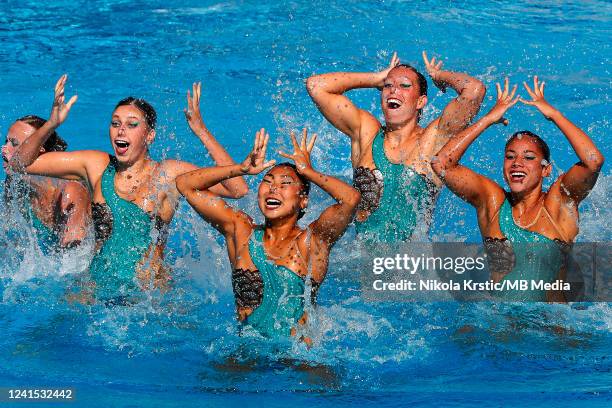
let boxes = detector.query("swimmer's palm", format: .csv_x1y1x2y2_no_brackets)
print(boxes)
520,76,556,120
241,128,275,175
278,129,316,174
49,74,77,127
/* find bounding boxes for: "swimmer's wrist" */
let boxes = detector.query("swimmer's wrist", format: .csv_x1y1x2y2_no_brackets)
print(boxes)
546,108,563,121
299,166,318,179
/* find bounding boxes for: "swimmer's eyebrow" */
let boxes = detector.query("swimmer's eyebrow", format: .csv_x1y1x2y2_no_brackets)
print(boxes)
111,114,143,120
506,149,537,155
386,76,413,82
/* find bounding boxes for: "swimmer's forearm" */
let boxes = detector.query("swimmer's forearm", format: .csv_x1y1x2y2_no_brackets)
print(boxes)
307,72,386,95
9,120,57,170
549,110,604,172
176,164,247,195
435,70,485,100
301,167,361,207
193,127,249,196
434,114,496,169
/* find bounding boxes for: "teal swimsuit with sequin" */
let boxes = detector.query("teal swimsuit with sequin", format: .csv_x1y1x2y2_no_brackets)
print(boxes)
354,128,439,243
233,228,306,338
90,156,165,301
487,198,570,301
27,202,58,255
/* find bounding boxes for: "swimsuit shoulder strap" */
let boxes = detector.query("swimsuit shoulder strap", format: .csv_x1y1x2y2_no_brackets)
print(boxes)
100,155,118,204
541,205,570,243
370,127,387,169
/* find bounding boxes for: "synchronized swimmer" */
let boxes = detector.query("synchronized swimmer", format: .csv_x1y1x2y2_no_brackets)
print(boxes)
2,53,605,337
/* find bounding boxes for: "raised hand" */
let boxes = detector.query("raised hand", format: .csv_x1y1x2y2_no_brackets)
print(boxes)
184,82,207,134
278,128,317,174
520,76,557,120
49,74,78,128
376,52,400,88
422,51,447,91
487,77,520,125
240,128,276,175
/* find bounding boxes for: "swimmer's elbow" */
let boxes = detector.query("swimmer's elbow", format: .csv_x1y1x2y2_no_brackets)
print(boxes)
346,188,361,209
587,151,605,173
230,180,249,199
431,155,449,176
175,175,191,196
465,79,486,103
306,75,324,98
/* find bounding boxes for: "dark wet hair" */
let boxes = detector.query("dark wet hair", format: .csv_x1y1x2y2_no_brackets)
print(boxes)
115,97,157,129
16,115,67,153
268,162,311,220
389,64,428,121
505,130,551,164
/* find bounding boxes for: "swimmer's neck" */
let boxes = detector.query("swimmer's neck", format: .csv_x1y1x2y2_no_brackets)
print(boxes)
384,119,421,144
115,154,153,175
263,217,301,243
509,186,544,211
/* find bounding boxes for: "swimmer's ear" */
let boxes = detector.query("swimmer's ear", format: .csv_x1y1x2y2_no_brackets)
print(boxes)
542,162,552,177
146,129,156,145
417,95,428,110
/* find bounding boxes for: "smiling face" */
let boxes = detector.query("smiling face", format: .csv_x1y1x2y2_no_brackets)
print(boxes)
503,135,551,194
2,121,38,171
257,165,308,221
109,105,155,165
381,66,427,128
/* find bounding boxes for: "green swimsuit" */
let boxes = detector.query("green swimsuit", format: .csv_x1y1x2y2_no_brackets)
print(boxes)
354,128,438,243
27,203,58,255
235,228,306,338
90,156,164,301
492,198,569,301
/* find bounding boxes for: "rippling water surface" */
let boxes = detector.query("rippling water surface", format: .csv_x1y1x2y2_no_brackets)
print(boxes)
0,1,610,406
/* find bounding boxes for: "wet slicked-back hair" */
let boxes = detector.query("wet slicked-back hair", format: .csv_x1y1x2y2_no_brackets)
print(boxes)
505,130,551,164
268,162,311,219
115,97,157,129
389,64,428,121
17,115,67,152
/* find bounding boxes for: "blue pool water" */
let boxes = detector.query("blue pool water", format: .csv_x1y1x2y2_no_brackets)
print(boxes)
0,0,610,406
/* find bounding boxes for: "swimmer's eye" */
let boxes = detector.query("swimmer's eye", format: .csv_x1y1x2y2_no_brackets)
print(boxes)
505,154,516,160
400,83,412,88
111,121,120,127
524,155,537,161
128,122,140,128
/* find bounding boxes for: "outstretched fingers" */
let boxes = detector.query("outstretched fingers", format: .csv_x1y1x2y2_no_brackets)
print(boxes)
522,81,536,99
66,95,78,110
289,130,300,152
390,51,399,68
306,133,317,153
300,128,308,150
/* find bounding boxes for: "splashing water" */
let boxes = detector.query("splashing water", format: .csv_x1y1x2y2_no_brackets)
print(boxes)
0,0,610,406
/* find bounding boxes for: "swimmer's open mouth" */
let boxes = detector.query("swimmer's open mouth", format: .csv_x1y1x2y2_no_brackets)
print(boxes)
386,98,403,109
510,171,526,182
265,198,282,209
114,139,130,154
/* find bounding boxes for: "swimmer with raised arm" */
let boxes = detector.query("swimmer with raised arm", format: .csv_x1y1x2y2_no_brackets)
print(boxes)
432,77,604,301
307,52,485,242
176,128,360,339
9,76,248,302
3,115,90,251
